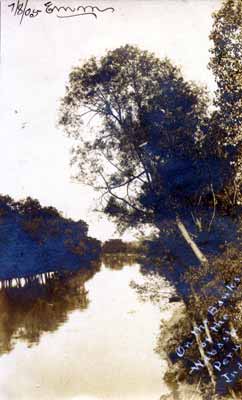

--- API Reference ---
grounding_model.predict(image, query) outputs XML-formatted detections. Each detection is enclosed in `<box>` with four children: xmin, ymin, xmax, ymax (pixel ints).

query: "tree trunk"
<box><xmin>176</xmin><ymin>216</ymin><xmax>208</xmax><ymax>264</ymax></box>
<box><xmin>203</xmin><ymin>318</ymin><xmax>213</xmax><ymax>344</ymax></box>
<box><xmin>192</xmin><ymin>320</ymin><xmax>216</xmax><ymax>390</ymax></box>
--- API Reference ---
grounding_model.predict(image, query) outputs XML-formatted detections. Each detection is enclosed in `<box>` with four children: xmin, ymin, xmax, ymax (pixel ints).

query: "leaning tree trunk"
<box><xmin>175</xmin><ymin>216</ymin><xmax>208</xmax><ymax>264</ymax></box>
<box><xmin>192</xmin><ymin>319</ymin><xmax>216</xmax><ymax>389</ymax></box>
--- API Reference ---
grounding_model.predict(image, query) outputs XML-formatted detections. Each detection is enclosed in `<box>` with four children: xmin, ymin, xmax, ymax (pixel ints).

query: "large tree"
<box><xmin>209</xmin><ymin>0</ymin><xmax>242</xmax><ymax>206</ymax></box>
<box><xmin>59</xmin><ymin>45</ymin><xmax>227</xmax><ymax>263</ymax></box>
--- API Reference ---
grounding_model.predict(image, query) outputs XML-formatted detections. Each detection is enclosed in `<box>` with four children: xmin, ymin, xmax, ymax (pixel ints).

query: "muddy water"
<box><xmin>0</xmin><ymin>261</ymin><xmax>174</xmax><ymax>400</ymax></box>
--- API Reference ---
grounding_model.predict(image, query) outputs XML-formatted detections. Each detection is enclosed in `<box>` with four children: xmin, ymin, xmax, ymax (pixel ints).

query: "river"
<box><xmin>0</xmin><ymin>257</ymin><xmax>176</xmax><ymax>400</ymax></box>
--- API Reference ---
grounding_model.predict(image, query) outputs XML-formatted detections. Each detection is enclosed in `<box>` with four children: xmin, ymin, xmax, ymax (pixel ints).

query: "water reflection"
<box><xmin>0</xmin><ymin>261</ymin><xmax>101</xmax><ymax>355</ymax></box>
<box><xmin>102</xmin><ymin>253</ymin><xmax>139</xmax><ymax>270</ymax></box>
<box><xmin>0</xmin><ymin>257</ymin><xmax>166</xmax><ymax>400</ymax></box>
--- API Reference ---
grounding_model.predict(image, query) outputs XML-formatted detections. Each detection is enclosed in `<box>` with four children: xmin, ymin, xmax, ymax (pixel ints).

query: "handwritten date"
<box><xmin>8</xmin><ymin>0</ymin><xmax>41</xmax><ymax>23</ymax></box>
<box><xmin>8</xmin><ymin>0</ymin><xmax>115</xmax><ymax>24</ymax></box>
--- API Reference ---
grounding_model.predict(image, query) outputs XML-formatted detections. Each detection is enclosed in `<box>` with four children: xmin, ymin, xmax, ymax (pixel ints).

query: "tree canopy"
<box><xmin>0</xmin><ymin>195</ymin><xmax>101</xmax><ymax>279</ymax></box>
<box><xmin>59</xmin><ymin>45</ymin><xmax>228</xmax><ymax>235</ymax></box>
<box><xmin>209</xmin><ymin>0</ymin><xmax>242</xmax><ymax>205</ymax></box>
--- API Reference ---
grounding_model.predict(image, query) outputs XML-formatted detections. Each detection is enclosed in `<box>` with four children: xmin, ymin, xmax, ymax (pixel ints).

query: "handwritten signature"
<box><xmin>8</xmin><ymin>0</ymin><xmax>115</xmax><ymax>24</ymax></box>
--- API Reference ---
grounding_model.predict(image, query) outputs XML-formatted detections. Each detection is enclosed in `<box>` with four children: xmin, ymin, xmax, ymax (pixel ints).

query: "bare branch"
<box><xmin>97</xmin><ymin>88</ymin><xmax>122</xmax><ymax>125</ymax></box>
<box><xmin>208</xmin><ymin>183</ymin><xmax>217</xmax><ymax>232</ymax></box>
<box><xmin>100</xmin><ymin>149</ymin><xmax>147</xmax><ymax>184</ymax></box>
<box><xmin>109</xmin><ymin>172</ymin><xmax>146</xmax><ymax>190</ymax></box>
<box><xmin>98</xmin><ymin>171</ymin><xmax>146</xmax><ymax>214</ymax></box>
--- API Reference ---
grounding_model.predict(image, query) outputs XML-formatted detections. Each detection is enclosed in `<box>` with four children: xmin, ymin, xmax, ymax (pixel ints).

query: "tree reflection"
<box><xmin>0</xmin><ymin>260</ymin><xmax>101</xmax><ymax>356</ymax></box>
<box><xmin>102</xmin><ymin>253</ymin><xmax>139</xmax><ymax>270</ymax></box>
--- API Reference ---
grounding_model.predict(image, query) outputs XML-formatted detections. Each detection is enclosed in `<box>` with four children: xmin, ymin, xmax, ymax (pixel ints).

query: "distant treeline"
<box><xmin>102</xmin><ymin>238</ymin><xmax>143</xmax><ymax>254</ymax></box>
<box><xmin>0</xmin><ymin>195</ymin><xmax>101</xmax><ymax>280</ymax></box>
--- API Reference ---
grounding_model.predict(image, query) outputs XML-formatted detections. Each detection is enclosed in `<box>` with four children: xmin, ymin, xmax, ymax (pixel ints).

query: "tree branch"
<box><xmin>96</xmin><ymin>88</ymin><xmax>122</xmax><ymax>125</ymax></box>
<box><xmin>100</xmin><ymin>149</ymin><xmax>146</xmax><ymax>184</ymax></box>
<box><xmin>98</xmin><ymin>171</ymin><xmax>146</xmax><ymax>215</ymax></box>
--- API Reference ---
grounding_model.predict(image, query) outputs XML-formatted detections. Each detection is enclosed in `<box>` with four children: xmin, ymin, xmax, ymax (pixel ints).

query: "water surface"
<box><xmin>0</xmin><ymin>260</ymin><xmax>173</xmax><ymax>400</ymax></box>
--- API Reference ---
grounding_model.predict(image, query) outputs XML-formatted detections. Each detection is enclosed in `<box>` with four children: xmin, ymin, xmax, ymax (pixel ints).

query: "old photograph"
<box><xmin>1</xmin><ymin>1</ymin><xmax>242</xmax><ymax>399</ymax></box>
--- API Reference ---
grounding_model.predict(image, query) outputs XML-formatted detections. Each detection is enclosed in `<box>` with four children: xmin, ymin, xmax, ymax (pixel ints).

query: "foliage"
<box><xmin>102</xmin><ymin>239</ymin><xmax>128</xmax><ymax>253</ymax></box>
<box><xmin>0</xmin><ymin>195</ymin><xmax>101</xmax><ymax>279</ymax></box>
<box><xmin>59</xmin><ymin>45</ymin><xmax>228</xmax><ymax>233</ymax></box>
<box><xmin>154</xmin><ymin>233</ymin><xmax>242</xmax><ymax>399</ymax></box>
<box><xmin>102</xmin><ymin>238</ymin><xmax>142</xmax><ymax>254</ymax></box>
<box><xmin>209</xmin><ymin>0</ymin><xmax>242</xmax><ymax>206</ymax></box>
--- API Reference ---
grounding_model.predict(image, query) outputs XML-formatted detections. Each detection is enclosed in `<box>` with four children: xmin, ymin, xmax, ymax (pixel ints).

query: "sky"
<box><xmin>1</xmin><ymin>0</ymin><xmax>222</xmax><ymax>241</ymax></box>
